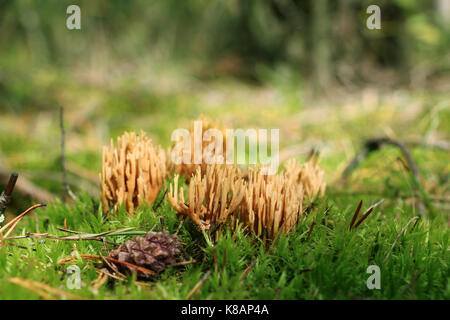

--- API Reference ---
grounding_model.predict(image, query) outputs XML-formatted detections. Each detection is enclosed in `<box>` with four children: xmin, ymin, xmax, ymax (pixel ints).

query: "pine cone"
<box><xmin>108</xmin><ymin>230</ymin><xmax>183</xmax><ymax>278</ymax></box>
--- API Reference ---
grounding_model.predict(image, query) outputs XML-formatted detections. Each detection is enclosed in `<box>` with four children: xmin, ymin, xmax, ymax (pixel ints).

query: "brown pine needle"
<box><xmin>186</xmin><ymin>270</ymin><xmax>212</xmax><ymax>300</ymax></box>
<box><xmin>91</xmin><ymin>271</ymin><xmax>108</xmax><ymax>290</ymax></box>
<box><xmin>0</xmin><ymin>203</ymin><xmax>46</xmax><ymax>240</ymax></box>
<box><xmin>103</xmin><ymin>256</ymin><xmax>156</xmax><ymax>276</ymax></box>
<box><xmin>10</xmin><ymin>278</ymin><xmax>53</xmax><ymax>300</ymax></box>
<box><xmin>352</xmin><ymin>199</ymin><xmax>384</xmax><ymax>230</ymax></box>
<box><xmin>241</xmin><ymin>260</ymin><xmax>257</xmax><ymax>280</ymax></box>
<box><xmin>98</xmin><ymin>250</ymin><xmax>127</xmax><ymax>278</ymax></box>
<box><xmin>96</xmin><ymin>268</ymin><xmax>126</xmax><ymax>281</ymax></box>
<box><xmin>9</xmin><ymin>277</ymin><xmax>84</xmax><ymax>300</ymax></box>
<box><xmin>0</xmin><ymin>203</ymin><xmax>46</xmax><ymax>234</ymax></box>
<box><xmin>306</xmin><ymin>221</ymin><xmax>315</xmax><ymax>240</ymax></box>
<box><xmin>55</xmin><ymin>227</ymin><xmax>135</xmax><ymax>240</ymax></box>
<box><xmin>54</xmin><ymin>228</ymin><xmax>120</xmax><ymax>246</ymax></box>
<box><xmin>168</xmin><ymin>260</ymin><xmax>197</xmax><ymax>268</ymax></box>
<box><xmin>96</xmin><ymin>268</ymin><xmax>151</xmax><ymax>287</ymax></box>
<box><xmin>58</xmin><ymin>253</ymin><xmax>156</xmax><ymax>276</ymax></box>
<box><xmin>4</xmin><ymin>231</ymin><xmax>120</xmax><ymax>247</ymax></box>
<box><xmin>4</xmin><ymin>232</ymin><xmax>49</xmax><ymax>240</ymax></box>
<box><xmin>175</xmin><ymin>216</ymin><xmax>186</xmax><ymax>236</ymax></box>
<box><xmin>352</xmin><ymin>208</ymin><xmax>374</xmax><ymax>229</ymax></box>
<box><xmin>212</xmin><ymin>249</ymin><xmax>219</xmax><ymax>268</ymax></box>
<box><xmin>349</xmin><ymin>200</ymin><xmax>363</xmax><ymax>230</ymax></box>
<box><xmin>58</xmin><ymin>254</ymin><xmax>103</xmax><ymax>265</ymax></box>
<box><xmin>56</xmin><ymin>227</ymin><xmax>86</xmax><ymax>234</ymax></box>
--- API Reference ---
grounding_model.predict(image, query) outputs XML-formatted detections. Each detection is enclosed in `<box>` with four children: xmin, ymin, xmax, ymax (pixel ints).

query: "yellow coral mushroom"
<box><xmin>284</xmin><ymin>157</ymin><xmax>326</xmax><ymax>200</ymax></box>
<box><xmin>168</xmin><ymin>116</ymin><xmax>227</xmax><ymax>179</ymax></box>
<box><xmin>242</xmin><ymin>167</ymin><xmax>303</xmax><ymax>240</ymax></box>
<box><xmin>101</xmin><ymin>131</ymin><xmax>166</xmax><ymax>215</ymax></box>
<box><xmin>168</xmin><ymin>164</ymin><xmax>245</xmax><ymax>231</ymax></box>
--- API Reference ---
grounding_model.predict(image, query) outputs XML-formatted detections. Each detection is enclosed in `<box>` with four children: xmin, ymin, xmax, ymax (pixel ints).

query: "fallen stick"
<box><xmin>341</xmin><ymin>137</ymin><xmax>437</xmax><ymax>217</ymax></box>
<box><xmin>342</xmin><ymin>137</ymin><xmax>420</xmax><ymax>183</ymax></box>
<box><xmin>0</xmin><ymin>173</ymin><xmax>18</xmax><ymax>216</ymax></box>
<box><xmin>0</xmin><ymin>167</ymin><xmax>53</xmax><ymax>203</ymax></box>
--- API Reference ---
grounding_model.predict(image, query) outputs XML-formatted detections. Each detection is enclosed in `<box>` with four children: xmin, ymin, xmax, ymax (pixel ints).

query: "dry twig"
<box><xmin>341</xmin><ymin>137</ymin><xmax>437</xmax><ymax>217</ymax></box>
<box><xmin>0</xmin><ymin>167</ymin><xmax>53</xmax><ymax>203</ymax></box>
<box><xmin>0</xmin><ymin>173</ymin><xmax>18</xmax><ymax>216</ymax></box>
<box><xmin>186</xmin><ymin>270</ymin><xmax>212</xmax><ymax>299</ymax></box>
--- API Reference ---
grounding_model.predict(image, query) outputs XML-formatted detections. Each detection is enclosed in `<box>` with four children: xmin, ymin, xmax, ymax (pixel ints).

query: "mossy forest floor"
<box><xmin>0</xmin><ymin>72</ymin><xmax>449</xmax><ymax>299</ymax></box>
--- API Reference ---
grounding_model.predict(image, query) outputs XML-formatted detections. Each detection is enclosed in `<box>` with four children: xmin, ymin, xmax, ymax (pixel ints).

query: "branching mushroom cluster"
<box><xmin>100</xmin><ymin>126</ymin><xmax>326</xmax><ymax>242</ymax></box>
<box><xmin>168</xmin><ymin>116</ymin><xmax>227</xmax><ymax>179</ymax></box>
<box><xmin>168</xmin><ymin>160</ymin><xmax>326</xmax><ymax>241</ymax></box>
<box><xmin>241</xmin><ymin>167</ymin><xmax>303</xmax><ymax>240</ymax></box>
<box><xmin>284</xmin><ymin>158</ymin><xmax>326</xmax><ymax>200</ymax></box>
<box><xmin>168</xmin><ymin>164</ymin><xmax>245</xmax><ymax>231</ymax></box>
<box><xmin>101</xmin><ymin>131</ymin><xmax>167</xmax><ymax>214</ymax></box>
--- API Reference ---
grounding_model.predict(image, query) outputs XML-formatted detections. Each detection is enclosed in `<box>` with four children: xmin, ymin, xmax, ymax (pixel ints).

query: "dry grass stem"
<box><xmin>186</xmin><ymin>270</ymin><xmax>212</xmax><ymax>299</ymax></box>
<box><xmin>9</xmin><ymin>277</ymin><xmax>84</xmax><ymax>300</ymax></box>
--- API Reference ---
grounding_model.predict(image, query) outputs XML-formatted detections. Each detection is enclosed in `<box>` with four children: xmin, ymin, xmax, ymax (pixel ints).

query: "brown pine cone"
<box><xmin>108</xmin><ymin>230</ymin><xmax>183</xmax><ymax>277</ymax></box>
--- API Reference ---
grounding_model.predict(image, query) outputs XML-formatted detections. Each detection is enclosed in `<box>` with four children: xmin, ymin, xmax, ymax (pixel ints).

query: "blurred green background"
<box><xmin>0</xmin><ymin>0</ymin><xmax>449</xmax><ymax>209</ymax></box>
